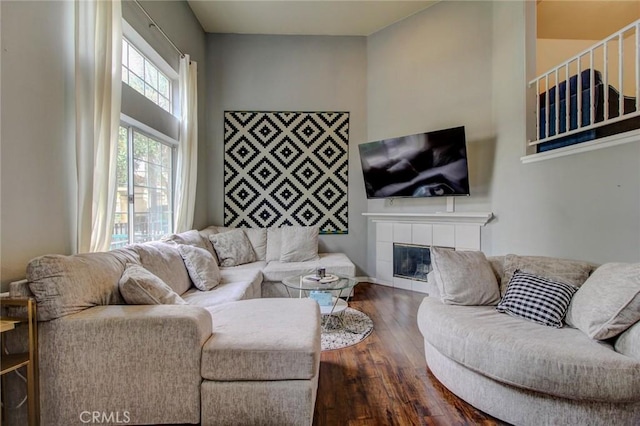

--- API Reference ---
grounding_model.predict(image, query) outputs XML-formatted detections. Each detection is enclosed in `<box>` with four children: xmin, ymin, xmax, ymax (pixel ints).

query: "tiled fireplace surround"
<box><xmin>366</xmin><ymin>212</ymin><xmax>493</xmax><ymax>293</ymax></box>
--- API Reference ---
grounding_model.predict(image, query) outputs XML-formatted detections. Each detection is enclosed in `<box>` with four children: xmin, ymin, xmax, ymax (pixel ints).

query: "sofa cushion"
<box><xmin>280</xmin><ymin>226</ymin><xmax>320</xmax><ymax>262</ymax></box>
<box><xmin>501</xmin><ymin>254</ymin><xmax>594</xmax><ymax>296</ymax></box>
<box><xmin>119</xmin><ymin>264</ymin><xmax>187</xmax><ymax>305</ymax></box>
<box><xmin>262</xmin><ymin>253</ymin><xmax>356</xmax><ymax>282</ymax></box>
<box><xmin>181</xmin><ymin>263</ymin><xmax>264</xmax><ymax>307</ymax></box>
<box><xmin>266</xmin><ymin>227</ymin><xmax>283</xmax><ymax>262</ymax></box>
<box><xmin>566</xmin><ymin>262</ymin><xmax>640</xmax><ymax>340</ymax></box>
<box><xmin>125</xmin><ymin>242</ymin><xmax>192</xmax><ymax>296</ymax></box>
<box><xmin>244</xmin><ymin>228</ymin><xmax>267</xmax><ymax>261</ymax></box>
<box><xmin>201</xmin><ymin>298</ymin><xmax>321</xmax><ymax>381</ymax></box>
<box><xmin>209</xmin><ymin>229</ymin><xmax>256</xmax><ymax>267</ymax></box>
<box><xmin>418</xmin><ymin>297</ymin><xmax>640</xmax><ymax>401</ymax></box>
<box><xmin>615</xmin><ymin>321</ymin><xmax>640</xmax><ymax>361</ymax></box>
<box><xmin>431</xmin><ymin>248</ymin><xmax>500</xmax><ymax>306</ymax></box>
<box><xmin>162</xmin><ymin>229</ymin><xmax>216</xmax><ymax>258</ymax></box>
<box><xmin>26</xmin><ymin>249</ymin><xmax>137</xmax><ymax>321</ymax></box>
<box><xmin>497</xmin><ymin>270</ymin><xmax>577</xmax><ymax>328</ymax></box>
<box><xmin>177</xmin><ymin>244</ymin><xmax>221</xmax><ymax>291</ymax></box>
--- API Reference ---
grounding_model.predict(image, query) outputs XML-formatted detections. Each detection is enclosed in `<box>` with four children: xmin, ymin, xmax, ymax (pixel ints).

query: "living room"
<box><xmin>3</xmin><ymin>0</ymin><xmax>640</xmax><ymax>287</ymax></box>
<box><xmin>1</xmin><ymin>0</ymin><xmax>639</xmax><ymax>425</ymax></box>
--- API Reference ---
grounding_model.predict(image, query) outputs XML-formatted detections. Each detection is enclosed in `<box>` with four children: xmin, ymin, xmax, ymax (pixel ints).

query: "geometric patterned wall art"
<box><xmin>224</xmin><ymin>111</ymin><xmax>349</xmax><ymax>234</ymax></box>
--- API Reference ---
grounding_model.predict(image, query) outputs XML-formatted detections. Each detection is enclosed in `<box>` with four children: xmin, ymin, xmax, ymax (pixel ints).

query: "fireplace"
<box><xmin>393</xmin><ymin>244</ymin><xmax>432</xmax><ymax>282</ymax></box>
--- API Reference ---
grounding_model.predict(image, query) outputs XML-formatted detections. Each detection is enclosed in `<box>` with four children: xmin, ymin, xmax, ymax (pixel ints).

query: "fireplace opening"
<box><xmin>393</xmin><ymin>243</ymin><xmax>433</xmax><ymax>282</ymax></box>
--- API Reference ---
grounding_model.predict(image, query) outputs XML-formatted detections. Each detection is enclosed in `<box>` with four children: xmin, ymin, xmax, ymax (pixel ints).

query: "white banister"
<box><xmin>636</xmin><ymin>23</ymin><xmax>639</xmax><ymax>113</ymax></box>
<box><xmin>529</xmin><ymin>18</ymin><xmax>640</xmax><ymax>147</ymax></box>
<box><xmin>604</xmin><ymin>41</ymin><xmax>609</xmax><ymax>120</ymax></box>
<box><xmin>619</xmin><ymin>32</ymin><xmax>624</xmax><ymax>116</ymax></box>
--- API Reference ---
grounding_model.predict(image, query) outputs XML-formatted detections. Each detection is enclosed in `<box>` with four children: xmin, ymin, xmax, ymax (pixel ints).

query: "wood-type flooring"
<box><xmin>313</xmin><ymin>282</ymin><xmax>507</xmax><ymax>426</ymax></box>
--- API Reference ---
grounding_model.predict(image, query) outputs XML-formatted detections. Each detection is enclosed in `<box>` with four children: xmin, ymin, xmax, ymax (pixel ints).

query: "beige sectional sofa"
<box><xmin>417</xmin><ymin>251</ymin><xmax>640</xmax><ymax>426</ymax></box>
<box><xmin>8</xmin><ymin>225</ymin><xmax>356</xmax><ymax>426</ymax></box>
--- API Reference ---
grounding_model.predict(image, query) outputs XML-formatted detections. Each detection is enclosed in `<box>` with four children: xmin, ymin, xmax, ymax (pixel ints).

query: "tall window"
<box><xmin>112</xmin><ymin>125</ymin><xmax>174</xmax><ymax>250</ymax></box>
<box><xmin>122</xmin><ymin>38</ymin><xmax>173</xmax><ymax>113</ymax></box>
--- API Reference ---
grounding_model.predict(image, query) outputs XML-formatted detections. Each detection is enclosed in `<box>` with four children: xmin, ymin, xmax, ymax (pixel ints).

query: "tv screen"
<box><xmin>358</xmin><ymin>126</ymin><xmax>470</xmax><ymax>199</ymax></box>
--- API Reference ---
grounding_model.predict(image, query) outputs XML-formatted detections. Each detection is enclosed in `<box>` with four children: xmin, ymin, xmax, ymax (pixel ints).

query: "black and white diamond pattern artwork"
<box><xmin>224</xmin><ymin>111</ymin><xmax>349</xmax><ymax>234</ymax></box>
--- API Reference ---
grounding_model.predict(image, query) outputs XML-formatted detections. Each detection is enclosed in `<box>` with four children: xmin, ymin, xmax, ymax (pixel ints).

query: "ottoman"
<box><xmin>200</xmin><ymin>298</ymin><xmax>321</xmax><ymax>426</ymax></box>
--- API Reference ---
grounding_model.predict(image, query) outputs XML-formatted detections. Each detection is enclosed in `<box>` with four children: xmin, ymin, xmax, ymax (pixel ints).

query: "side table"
<box><xmin>0</xmin><ymin>297</ymin><xmax>39</xmax><ymax>426</ymax></box>
<box><xmin>281</xmin><ymin>273</ymin><xmax>359</xmax><ymax>332</ymax></box>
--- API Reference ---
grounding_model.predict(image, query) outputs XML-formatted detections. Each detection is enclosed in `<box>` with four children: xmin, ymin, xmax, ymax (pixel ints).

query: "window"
<box><xmin>111</xmin><ymin>125</ymin><xmax>174</xmax><ymax>250</ymax></box>
<box><xmin>122</xmin><ymin>38</ymin><xmax>173</xmax><ymax>113</ymax></box>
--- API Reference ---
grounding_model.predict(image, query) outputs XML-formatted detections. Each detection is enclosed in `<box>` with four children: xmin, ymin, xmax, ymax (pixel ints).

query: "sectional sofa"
<box><xmin>7</xmin><ymin>225</ymin><xmax>355</xmax><ymax>426</ymax></box>
<box><xmin>417</xmin><ymin>249</ymin><xmax>640</xmax><ymax>425</ymax></box>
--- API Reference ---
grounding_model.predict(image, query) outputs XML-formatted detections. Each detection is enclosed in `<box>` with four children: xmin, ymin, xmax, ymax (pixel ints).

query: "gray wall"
<box><xmin>365</xmin><ymin>0</ymin><xmax>640</xmax><ymax>274</ymax></box>
<box><xmin>365</xmin><ymin>1</ymin><xmax>496</xmax><ymax>274</ymax></box>
<box><xmin>1</xmin><ymin>0</ymin><xmax>75</xmax><ymax>291</ymax></box>
<box><xmin>0</xmin><ymin>0</ymin><xmax>207</xmax><ymax>291</ymax></box>
<box><xmin>490</xmin><ymin>1</ymin><xmax>640</xmax><ymax>263</ymax></box>
<box><xmin>205</xmin><ymin>34</ymin><xmax>368</xmax><ymax>274</ymax></box>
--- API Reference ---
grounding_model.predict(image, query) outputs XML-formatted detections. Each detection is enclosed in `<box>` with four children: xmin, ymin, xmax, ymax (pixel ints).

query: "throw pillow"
<box><xmin>176</xmin><ymin>244</ymin><xmax>221</xmax><ymax>291</ymax></box>
<box><xmin>565</xmin><ymin>262</ymin><xmax>640</xmax><ymax>340</ymax></box>
<box><xmin>430</xmin><ymin>248</ymin><xmax>501</xmax><ymax>306</ymax></box>
<box><xmin>119</xmin><ymin>264</ymin><xmax>187</xmax><ymax>305</ymax></box>
<box><xmin>244</xmin><ymin>228</ymin><xmax>267</xmax><ymax>261</ymax></box>
<box><xmin>501</xmin><ymin>254</ymin><xmax>593</xmax><ymax>296</ymax></box>
<box><xmin>265</xmin><ymin>227</ymin><xmax>283</xmax><ymax>262</ymax></box>
<box><xmin>162</xmin><ymin>229</ymin><xmax>213</xmax><ymax>254</ymax></box>
<box><xmin>208</xmin><ymin>229</ymin><xmax>256</xmax><ymax>267</ymax></box>
<box><xmin>280</xmin><ymin>226</ymin><xmax>320</xmax><ymax>263</ymax></box>
<box><xmin>496</xmin><ymin>270</ymin><xmax>578</xmax><ymax>328</ymax></box>
<box><xmin>27</xmin><ymin>250</ymin><xmax>137</xmax><ymax>321</ymax></box>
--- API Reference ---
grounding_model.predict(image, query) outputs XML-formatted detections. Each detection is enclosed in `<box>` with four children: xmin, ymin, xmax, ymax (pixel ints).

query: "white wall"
<box><xmin>0</xmin><ymin>1</ymin><xmax>207</xmax><ymax>291</ymax></box>
<box><xmin>206</xmin><ymin>34</ymin><xmax>368</xmax><ymax>274</ymax></box>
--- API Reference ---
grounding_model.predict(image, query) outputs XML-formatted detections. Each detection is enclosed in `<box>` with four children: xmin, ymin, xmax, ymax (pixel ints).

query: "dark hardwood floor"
<box><xmin>313</xmin><ymin>282</ymin><xmax>506</xmax><ymax>426</ymax></box>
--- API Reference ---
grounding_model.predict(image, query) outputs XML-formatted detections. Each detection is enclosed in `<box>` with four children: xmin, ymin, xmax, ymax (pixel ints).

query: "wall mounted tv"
<box><xmin>358</xmin><ymin>126</ymin><xmax>470</xmax><ymax>199</ymax></box>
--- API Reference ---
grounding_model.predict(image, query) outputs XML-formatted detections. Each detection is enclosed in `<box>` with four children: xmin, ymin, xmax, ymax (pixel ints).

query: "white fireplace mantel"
<box><xmin>362</xmin><ymin>211</ymin><xmax>493</xmax><ymax>226</ymax></box>
<box><xmin>369</xmin><ymin>211</ymin><xmax>493</xmax><ymax>294</ymax></box>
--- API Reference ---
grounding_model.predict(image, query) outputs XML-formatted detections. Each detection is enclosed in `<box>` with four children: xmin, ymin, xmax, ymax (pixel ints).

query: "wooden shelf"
<box><xmin>1</xmin><ymin>297</ymin><xmax>39</xmax><ymax>425</ymax></box>
<box><xmin>1</xmin><ymin>353</ymin><xmax>30</xmax><ymax>375</ymax></box>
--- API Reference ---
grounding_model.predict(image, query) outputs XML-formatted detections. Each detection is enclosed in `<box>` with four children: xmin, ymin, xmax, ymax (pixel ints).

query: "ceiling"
<box><xmin>187</xmin><ymin>1</ymin><xmax>439</xmax><ymax>36</ymax></box>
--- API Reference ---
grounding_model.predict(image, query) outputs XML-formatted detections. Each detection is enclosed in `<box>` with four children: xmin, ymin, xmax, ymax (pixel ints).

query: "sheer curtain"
<box><xmin>174</xmin><ymin>55</ymin><xmax>198</xmax><ymax>232</ymax></box>
<box><xmin>75</xmin><ymin>0</ymin><xmax>122</xmax><ymax>253</ymax></box>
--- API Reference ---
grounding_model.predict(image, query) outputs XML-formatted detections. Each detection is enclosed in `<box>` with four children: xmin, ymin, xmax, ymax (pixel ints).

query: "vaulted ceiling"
<box><xmin>187</xmin><ymin>1</ymin><xmax>438</xmax><ymax>36</ymax></box>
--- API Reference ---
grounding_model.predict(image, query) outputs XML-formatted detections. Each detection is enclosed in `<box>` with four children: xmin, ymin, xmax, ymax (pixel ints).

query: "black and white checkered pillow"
<box><xmin>496</xmin><ymin>270</ymin><xmax>578</xmax><ymax>328</ymax></box>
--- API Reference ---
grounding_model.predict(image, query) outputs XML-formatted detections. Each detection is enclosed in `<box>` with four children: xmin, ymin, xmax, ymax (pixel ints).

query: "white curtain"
<box><xmin>174</xmin><ymin>55</ymin><xmax>198</xmax><ymax>232</ymax></box>
<box><xmin>75</xmin><ymin>0</ymin><xmax>122</xmax><ymax>253</ymax></box>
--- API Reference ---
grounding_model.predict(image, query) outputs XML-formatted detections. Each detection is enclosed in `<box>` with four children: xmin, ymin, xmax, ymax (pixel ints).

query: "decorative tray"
<box><xmin>302</xmin><ymin>274</ymin><xmax>339</xmax><ymax>284</ymax></box>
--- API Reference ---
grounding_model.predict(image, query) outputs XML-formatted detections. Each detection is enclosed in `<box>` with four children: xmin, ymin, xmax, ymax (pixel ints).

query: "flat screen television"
<box><xmin>358</xmin><ymin>126</ymin><xmax>470</xmax><ymax>199</ymax></box>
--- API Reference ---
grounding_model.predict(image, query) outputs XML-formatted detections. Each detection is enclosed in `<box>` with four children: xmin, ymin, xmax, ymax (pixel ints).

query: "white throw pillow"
<box><xmin>280</xmin><ymin>226</ymin><xmax>320</xmax><ymax>263</ymax></box>
<box><xmin>119</xmin><ymin>264</ymin><xmax>187</xmax><ymax>305</ymax></box>
<box><xmin>266</xmin><ymin>227</ymin><xmax>282</xmax><ymax>262</ymax></box>
<box><xmin>243</xmin><ymin>228</ymin><xmax>267</xmax><ymax>261</ymax></box>
<box><xmin>565</xmin><ymin>262</ymin><xmax>640</xmax><ymax>340</ymax></box>
<box><xmin>431</xmin><ymin>247</ymin><xmax>501</xmax><ymax>306</ymax></box>
<box><xmin>176</xmin><ymin>244</ymin><xmax>221</xmax><ymax>291</ymax></box>
<box><xmin>209</xmin><ymin>229</ymin><xmax>256</xmax><ymax>267</ymax></box>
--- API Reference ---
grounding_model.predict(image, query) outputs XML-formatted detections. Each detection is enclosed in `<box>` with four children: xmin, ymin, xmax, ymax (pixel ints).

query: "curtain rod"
<box><xmin>133</xmin><ymin>0</ymin><xmax>185</xmax><ymax>58</ymax></box>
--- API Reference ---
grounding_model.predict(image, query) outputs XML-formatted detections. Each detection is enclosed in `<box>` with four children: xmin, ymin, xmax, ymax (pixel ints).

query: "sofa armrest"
<box><xmin>38</xmin><ymin>305</ymin><xmax>212</xmax><ymax>425</ymax></box>
<box><xmin>615</xmin><ymin>320</ymin><xmax>640</xmax><ymax>361</ymax></box>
